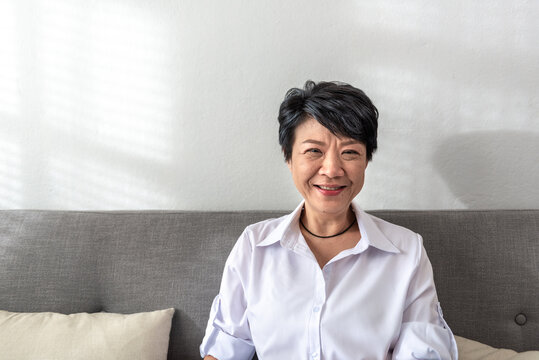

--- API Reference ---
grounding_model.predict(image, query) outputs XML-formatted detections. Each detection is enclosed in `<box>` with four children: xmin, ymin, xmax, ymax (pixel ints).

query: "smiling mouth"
<box><xmin>315</xmin><ymin>185</ymin><xmax>346</xmax><ymax>191</ymax></box>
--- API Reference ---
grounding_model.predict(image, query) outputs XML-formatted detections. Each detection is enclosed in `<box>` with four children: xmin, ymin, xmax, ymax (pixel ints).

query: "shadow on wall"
<box><xmin>432</xmin><ymin>131</ymin><xmax>539</xmax><ymax>209</ymax></box>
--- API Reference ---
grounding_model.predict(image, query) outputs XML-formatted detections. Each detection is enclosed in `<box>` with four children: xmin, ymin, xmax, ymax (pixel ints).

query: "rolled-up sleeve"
<box><xmin>392</xmin><ymin>235</ymin><xmax>458</xmax><ymax>360</ymax></box>
<box><xmin>200</xmin><ymin>232</ymin><xmax>256</xmax><ymax>360</ymax></box>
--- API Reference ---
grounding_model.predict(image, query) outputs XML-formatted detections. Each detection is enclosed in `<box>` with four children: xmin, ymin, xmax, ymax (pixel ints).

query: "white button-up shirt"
<box><xmin>200</xmin><ymin>201</ymin><xmax>458</xmax><ymax>360</ymax></box>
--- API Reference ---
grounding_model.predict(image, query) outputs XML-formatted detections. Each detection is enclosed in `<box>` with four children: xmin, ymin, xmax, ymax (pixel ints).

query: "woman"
<box><xmin>200</xmin><ymin>81</ymin><xmax>457</xmax><ymax>359</ymax></box>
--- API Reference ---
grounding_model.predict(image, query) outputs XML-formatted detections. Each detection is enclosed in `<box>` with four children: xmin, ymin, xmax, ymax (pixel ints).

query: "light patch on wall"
<box><xmin>0</xmin><ymin>1</ymin><xmax>21</xmax><ymax>117</ymax></box>
<box><xmin>362</xmin><ymin>128</ymin><xmax>419</xmax><ymax>209</ymax></box>
<box><xmin>0</xmin><ymin>141</ymin><xmax>22</xmax><ymax>208</ymax></box>
<box><xmin>357</xmin><ymin>1</ymin><xmax>441</xmax><ymax>33</ymax></box>
<box><xmin>38</xmin><ymin>0</ymin><xmax>176</xmax><ymax>163</ymax></box>
<box><xmin>47</xmin><ymin>154</ymin><xmax>170</xmax><ymax>209</ymax></box>
<box><xmin>457</xmin><ymin>2</ymin><xmax>534</xmax><ymax>51</ymax></box>
<box><xmin>456</xmin><ymin>85</ymin><xmax>533</xmax><ymax>130</ymax></box>
<box><xmin>360</xmin><ymin>66</ymin><xmax>427</xmax><ymax>123</ymax></box>
<box><xmin>355</xmin><ymin>66</ymin><xmax>433</xmax><ymax>209</ymax></box>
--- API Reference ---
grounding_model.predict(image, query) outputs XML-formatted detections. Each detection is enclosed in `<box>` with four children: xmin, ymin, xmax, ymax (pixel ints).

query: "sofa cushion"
<box><xmin>456</xmin><ymin>335</ymin><xmax>539</xmax><ymax>360</ymax></box>
<box><xmin>0</xmin><ymin>308</ymin><xmax>174</xmax><ymax>360</ymax></box>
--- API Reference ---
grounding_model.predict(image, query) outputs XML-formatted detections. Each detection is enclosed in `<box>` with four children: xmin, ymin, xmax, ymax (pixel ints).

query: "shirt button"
<box><xmin>311</xmin><ymin>352</ymin><xmax>319</xmax><ymax>359</ymax></box>
<box><xmin>313</xmin><ymin>306</ymin><xmax>320</xmax><ymax>313</ymax></box>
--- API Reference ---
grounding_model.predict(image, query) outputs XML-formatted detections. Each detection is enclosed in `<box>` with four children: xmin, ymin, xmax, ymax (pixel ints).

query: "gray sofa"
<box><xmin>1</xmin><ymin>209</ymin><xmax>538</xmax><ymax>359</ymax></box>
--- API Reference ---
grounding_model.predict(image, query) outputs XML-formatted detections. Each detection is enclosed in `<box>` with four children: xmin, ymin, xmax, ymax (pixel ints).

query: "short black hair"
<box><xmin>278</xmin><ymin>80</ymin><xmax>378</xmax><ymax>162</ymax></box>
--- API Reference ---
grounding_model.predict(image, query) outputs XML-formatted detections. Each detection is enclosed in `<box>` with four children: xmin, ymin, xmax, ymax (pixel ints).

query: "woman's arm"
<box><xmin>199</xmin><ymin>230</ymin><xmax>256</xmax><ymax>360</ymax></box>
<box><xmin>392</xmin><ymin>235</ymin><xmax>457</xmax><ymax>359</ymax></box>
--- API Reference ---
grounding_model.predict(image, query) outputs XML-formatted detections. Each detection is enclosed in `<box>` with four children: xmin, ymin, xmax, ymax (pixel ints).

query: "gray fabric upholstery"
<box><xmin>370</xmin><ymin>210</ymin><xmax>539</xmax><ymax>353</ymax></box>
<box><xmin>1</xmin><ymin>210</ymin><xmax>538</xmax><ymax>359</ymax></box>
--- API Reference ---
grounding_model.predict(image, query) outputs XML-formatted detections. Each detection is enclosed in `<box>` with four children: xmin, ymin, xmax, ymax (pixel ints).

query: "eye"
<box><xmin>304</xmin><ymin>148</ymin><xmax>323</xmax><ymax>158</ymax></box>
<box><xmin>342</xmin><ymin>149</ymin><xmax>361</xmax><ymax>159</ymax></box>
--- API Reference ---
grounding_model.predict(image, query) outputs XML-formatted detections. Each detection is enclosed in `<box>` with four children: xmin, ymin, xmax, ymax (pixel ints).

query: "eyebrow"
<box><xmin>301</xmin><ymin>140</ymin><xmax>325</xmax><ymax>146</ymax></box>
<box><xmin>301</xmin><ymin>139</ymin><xmax>361</xmax><ymax>146</ymax></box>
<box><xmin>341</xmin><ymin>139</ymin><xmax>361</xmax><ymax>146</ymax></box>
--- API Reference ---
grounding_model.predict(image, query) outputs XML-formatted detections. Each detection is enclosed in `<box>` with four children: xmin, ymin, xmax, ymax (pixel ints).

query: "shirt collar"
<box><xmin>257</xmin><ymin>201</ymin><xmax>304</xmax><ymax>247</ymax></box>
<box><xmin>257</xmin><ymin>200</ymin><xmax>400</xmax><ymax>254</ymax></box>
<box><xmin>351</xmin><ymin>201</ymin><xmax>400</xmax><ymax>254</ymax></box>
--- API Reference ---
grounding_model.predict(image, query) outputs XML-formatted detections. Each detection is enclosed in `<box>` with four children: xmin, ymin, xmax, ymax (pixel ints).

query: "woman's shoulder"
<box><xmin>365</xmin><ymin>212</ymin><xmax>417</xmax><ymax>234</ymax></box>
<box><xmin>226</xmin><ymin>214</ymin><xmax>291</xmax><ymax>263</ymax></box>
<box><xmin>360</xmin><ymin>211</ymin><xmax>423</xmax><ymax>249</ymax></box>
<box><xmin>242</xmin><ymin>213</ymin><xmax>291</xmax><ymax>244</ymax></box>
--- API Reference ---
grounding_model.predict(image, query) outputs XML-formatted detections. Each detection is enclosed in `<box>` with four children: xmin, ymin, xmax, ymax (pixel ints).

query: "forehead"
<box><xmin>294</xmin><ymin>117</ymin><xmax>362</xmax><ymax>145</ymax></box>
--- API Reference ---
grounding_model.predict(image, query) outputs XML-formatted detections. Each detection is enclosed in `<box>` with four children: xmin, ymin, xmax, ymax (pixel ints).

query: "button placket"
<box><xmin>323</xmin><ymin>265</ymin><xmax>331</xmax><ymax>281</ymax></box>
<box><xmin>308</xmin><ymin>268</ymin><xmax>326</xmax><ymax>360</ymax></box>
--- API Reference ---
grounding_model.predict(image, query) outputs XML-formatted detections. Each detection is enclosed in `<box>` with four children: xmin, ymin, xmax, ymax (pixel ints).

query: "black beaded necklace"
<box><xmin>299</xmin><ymin>215</ymin><xmax>357</xmax><ymax>239</ymax></box>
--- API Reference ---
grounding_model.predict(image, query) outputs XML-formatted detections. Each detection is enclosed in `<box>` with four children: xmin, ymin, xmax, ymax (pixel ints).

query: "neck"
<box><xmin>301</xmin><ymin>205</ymin><xmax>356</xmax><ymax>238</ymax></box>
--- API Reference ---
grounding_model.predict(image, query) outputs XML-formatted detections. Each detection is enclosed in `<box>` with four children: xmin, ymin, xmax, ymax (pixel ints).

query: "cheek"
<box><xmin>298</xmin><ymin>163</ymin><xmax>319</xmax><ymax>180</ymax></box>
<box><xmin>349</xmin><ymin>163</ymin><xmax>367</xmax><ymax>182</ymax></box>
<box><xmin>290</xmin><ymin>164</ymin><xmax>316</xmax><ymax>189</ymax></box>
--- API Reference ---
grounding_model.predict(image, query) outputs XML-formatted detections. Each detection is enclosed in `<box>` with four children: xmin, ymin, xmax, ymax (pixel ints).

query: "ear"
<box><xmin>286</xmin><ymin>159</ymin><xmax>292</xmax><ymax>172</ymax></box>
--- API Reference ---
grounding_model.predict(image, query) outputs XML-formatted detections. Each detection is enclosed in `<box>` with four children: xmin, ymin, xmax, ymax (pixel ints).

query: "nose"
<box><xmin>319</xmin><ymin>152</ymin><xmax>345</xmax><ymax>178</ymax></box>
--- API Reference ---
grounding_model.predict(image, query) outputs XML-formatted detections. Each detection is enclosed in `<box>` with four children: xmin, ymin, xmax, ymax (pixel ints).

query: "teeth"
<box><xmin>319</xmin><ymin>185</ymin><xmax>341</xmax><ymax>190</ymax></box>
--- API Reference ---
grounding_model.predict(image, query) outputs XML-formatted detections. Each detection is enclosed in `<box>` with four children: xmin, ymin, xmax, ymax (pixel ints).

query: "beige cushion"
<box><xmin>456</xmin><ymin>335</ymin><xmax>539</xmax><ymax>360</ymax></box>
<box><xmin>0</xmin><ymin>308</ymin><xmax>174</xmax><ymax>360</ymax></box>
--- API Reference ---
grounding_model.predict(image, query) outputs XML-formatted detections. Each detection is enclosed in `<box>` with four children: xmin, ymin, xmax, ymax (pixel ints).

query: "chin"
<box><xmin>309</xmin><ymin>201</ymin><xmax>351</xmax><ymax>215</ymax></box>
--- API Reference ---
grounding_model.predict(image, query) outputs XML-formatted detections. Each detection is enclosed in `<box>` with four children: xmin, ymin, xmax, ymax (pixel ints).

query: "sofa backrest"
<box><xmin>372</xmin><ymin>210</ymin><xmax>539</xmax><ymax>353</ymax></box>
<box><xmin>1</xmin><ymin>210</ymin><xmax>538</xmax><ymax>359</ymax></box>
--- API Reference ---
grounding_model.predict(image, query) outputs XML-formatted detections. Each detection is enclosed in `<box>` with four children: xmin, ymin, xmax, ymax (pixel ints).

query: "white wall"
<box><xmin>1</xmin><ymin>0</ymin><xmax>538</xmax><ymax>210</ymax></box>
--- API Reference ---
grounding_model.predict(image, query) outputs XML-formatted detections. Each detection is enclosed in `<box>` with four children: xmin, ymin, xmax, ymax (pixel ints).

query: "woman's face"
<box><xmin>287</xmin><ymin>117</ymin><xmax>368</xmax><ymax>218</ymax></box>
